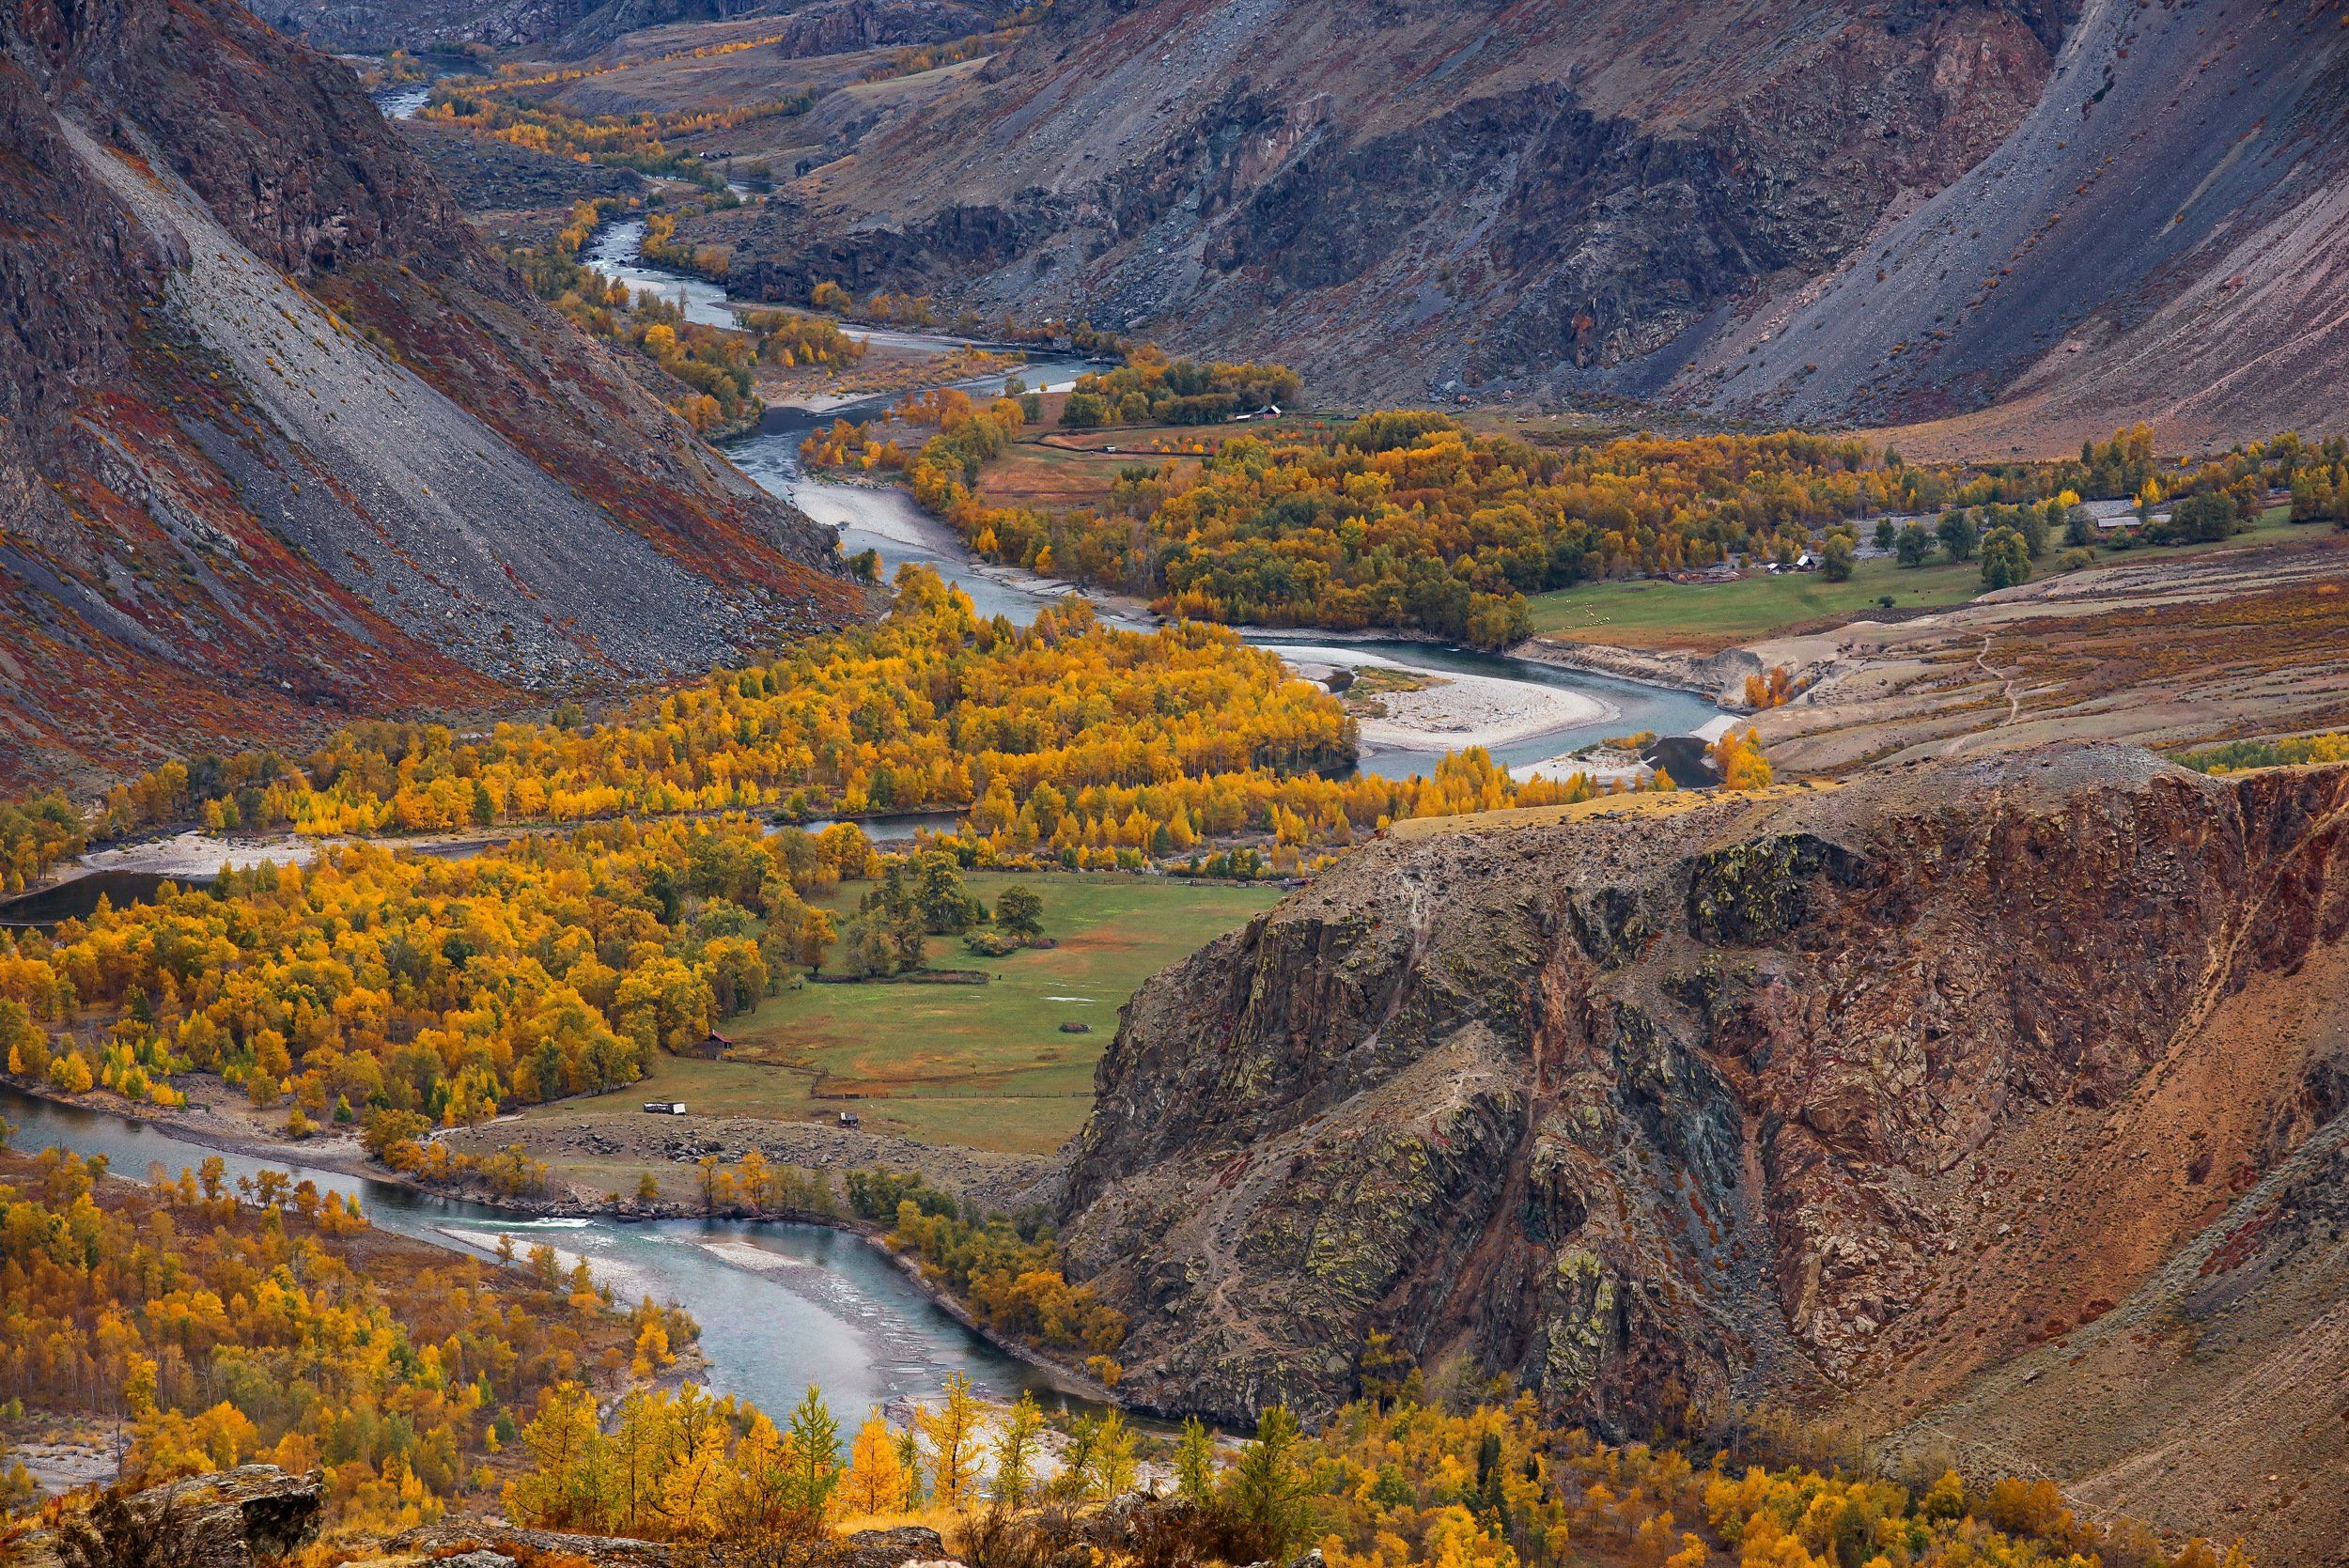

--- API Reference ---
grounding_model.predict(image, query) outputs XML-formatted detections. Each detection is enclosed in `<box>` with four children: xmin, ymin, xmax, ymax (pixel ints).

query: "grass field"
<box><xmin>561</xmin><ymin>873</ymin><xmax>1283</xmax><ymax>1156</ymax></box>
<box><xmin>1527</xmin><ymin>555</ymin><xmax>1984</xmax><ymax>646</ymax></box>
<box><xmin>1527</xmin><ymin>508</ymin><xmax>2314</xmax><ymax>649</ymax></box>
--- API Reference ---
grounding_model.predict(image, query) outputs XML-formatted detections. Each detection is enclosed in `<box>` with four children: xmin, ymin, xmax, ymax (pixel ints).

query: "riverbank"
<box><xmin>597</xmin><ymin>218</ymin><xmax>1728</xmax><ymax>758</ymax></box>
<box><xmin>0</xmin><ymin>1070</ymin><xmax>1113</xmax><ymax>1409</ymax></box>
<box><xmin>1273</xmin><ymin>643</ymin><xmax>1616</xmax><ymax>753</ymax></box>
<box><xmin>1507</xmin><ymin>636</ymin><xmax>1761</xmax><ymax>705</ymax></box>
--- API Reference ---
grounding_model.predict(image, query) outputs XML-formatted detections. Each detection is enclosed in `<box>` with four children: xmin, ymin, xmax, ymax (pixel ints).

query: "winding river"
<box><xmin>583</xmin><ymin>224</ymin><xmax>1718</xmax><ymax>753</ymax></box>
<box><xmin>583</xmin><ymin>222</ymin><xmax>1104</xmax><ymax>627</ymax></box>
<box><xmin>0</xmin><ymin>1082</ymin><xmax>1097</xmax><ymax>1422</ymax></box>
<box><xmin>5</xmin><ymin>195</ymin><xmax>1719</xmax><ymax>1424</ymax></box>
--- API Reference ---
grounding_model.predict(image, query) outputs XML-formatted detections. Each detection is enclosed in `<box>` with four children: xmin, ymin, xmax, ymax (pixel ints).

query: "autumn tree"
<box><xmin>1227</xmin><ymin>1405</ymin><xmax>1314</xmax><ymax>1563</ymax></box>
<box><xmin>1820</xmin><ymin>532</ymin><xmax>1857</xmax><ymax>582</ymax></box>
<box><xmin>783</xmin><ymin>1386</ymin><xmax>843</xmax><ymax>1529</ymax></box>
<box><xmin>1895</xmin><ymin>520</ymin><xmax>1935</xmax><ymax>567</ymax></box>
<box><xmin>1937</xmin><ymin>508</ymin><xmax>1979</xmax><ymax>562</ymax></box>
<box><xmin>920</xmin><ymin>1374</ymin><xmax>985</xmax><ymax>1512</ymax></box>
<box><xmin>990</xmin><ymin>1391</ymin><xmax>1045</xmax><ymax>1508</ymax></box>
<box><xmin>842</xmin><ymin>1414</ymin><xmax>906</xmax><ymax>1515</ymax></box>
<box><xmin>1174</xmin><ymin>1416</ymin><xmax>1217</xmax><ymax>1504</ymax></box>
<box><xmin>1742</xmin><ymin>665</ymin><xmax>1795</xmax><ymax>710</ymax></box>
<box><xmin>1980</xmin><ymin>525</ymin><xmax>2031</xmax><ymax>590</ymax></box>
<box><xmin>993</xmin><ymin>885</ymin><xmax>1045</xmax><ymax>942</ymax></box>
<box><xmin>1709</xmin><ymin>729</ymin><xmax>1774</xmax><ymax>792</ymax></box>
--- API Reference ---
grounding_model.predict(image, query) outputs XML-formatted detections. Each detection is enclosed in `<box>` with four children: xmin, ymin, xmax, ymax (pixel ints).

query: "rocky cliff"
<box><xmin>1060</xmin><ymin>747</ymin><xmax>2349</xmax><ymax>1545</ymax></box>
<box><xmin>0</xmin><ymin>0</ymin><xmax>862</xmax><ymax>793</ymax></box>
<box><xmin>265</xmin><ymin>0</ymin><xmax>1005</xmax><ymax>57</ymax></box>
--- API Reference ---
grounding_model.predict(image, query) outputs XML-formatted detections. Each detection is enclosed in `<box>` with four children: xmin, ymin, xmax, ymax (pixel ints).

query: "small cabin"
<box><xmin>836</xmin><ymin>1110</ymin><xmax>862</xmax><ymax>1128</ymax></box>
<box><xmin>644</xmin><ymin>1101</ymin><xmax>688</xmax><ymax>1116</ymax></box>
<box><xmin>683</xmin><ymin>1029</ymin><xmax>732</xmax><ymax>1061</ymax></box>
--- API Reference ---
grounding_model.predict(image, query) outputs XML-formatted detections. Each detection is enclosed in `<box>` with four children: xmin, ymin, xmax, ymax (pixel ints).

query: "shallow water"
<box><xmin>0</xmin><ymin>1083</ymin><xmax>1098</xmax><ymax>1422</ymax></box>
<box><xmin>373</xmin><ymin>85</ymin><xmax>430</xmax><ymax>120</ymax></box>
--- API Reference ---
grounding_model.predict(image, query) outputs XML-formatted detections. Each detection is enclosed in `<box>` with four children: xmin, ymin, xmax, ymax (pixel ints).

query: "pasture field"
<box><xmin>1526</xmin><ymin>507</ymin><xmax>2308</xmax><ymax>649</ymax></box>
<box><xmin>514</xmin><ymin>872</ymin><xmax>1282</xmax><ymax>1157</ymax></box>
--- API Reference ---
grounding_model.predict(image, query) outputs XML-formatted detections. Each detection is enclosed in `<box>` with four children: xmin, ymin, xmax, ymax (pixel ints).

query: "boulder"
<box><xmin>830</xmin><ymin>1525</ymin><xmax>951</xmax><ymax>1568</ymax></box>
<box><xmin>25</xmin><ymin>1466</ymin><xmax>322</xmax><ymax>1568</ymax></box>
<box><xmin>390</xmin><ymin>1525</ymin><xmax>671</xmax><ymax>1568</ymax></box>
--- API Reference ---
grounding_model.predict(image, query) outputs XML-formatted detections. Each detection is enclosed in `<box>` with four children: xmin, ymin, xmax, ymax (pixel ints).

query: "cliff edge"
<box><xmin>1061</xmin><ymin>746</ymin><xmax>2349</xmax><ymax>1555</ymax></box>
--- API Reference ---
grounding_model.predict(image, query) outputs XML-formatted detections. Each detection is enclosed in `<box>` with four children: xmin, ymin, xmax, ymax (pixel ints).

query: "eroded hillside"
<box><xmin>654</xmin><ymin>0</ymin><xmax>2349</xmax><ymax>448</ymax></box>
<box><xmin>263</xmin><ymin>0</ymin><xmax>1007</xmax><ymax>57</ymax></box>
<box><xmin>0</xmin><ymin>0</ymin><xmax>862</xmax><ymax>792</ymax></box>
<box><xmin>1687</xmin><ymin>0</ymin><xmax>2349</xmax><ymax>454</ymax></box>
<box><xmin>688</xmin><ymin>0</ymin><xmax>2059</xmax><ymax>403</ymax></box>
<box><xmin>1059</xmin><ymin>747</ymin><xmax>2349</xmax><ymax>1559</ymax></box>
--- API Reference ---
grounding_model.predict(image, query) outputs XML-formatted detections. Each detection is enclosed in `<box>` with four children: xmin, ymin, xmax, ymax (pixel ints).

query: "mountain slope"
<box><xmin>669</xmin><ymin>0</ymin><xmax>2349</xmax><ymax>447</ymax></box>
<box><xmin>1683</xmin><ymin>0</ymin><xmax>2349</xmax><ymax>453</ymax></box>
<box><xmin>0</xmin><ymin>0</ymin><xmax>861</xmax><ymax>792</ymax></box>
<box><xmin>260</xmin><ymin>0</ymin><xmax>999</xmax><ymax>56</ymax></box>
<box><xmin>690</xmin><ymin>0</ymin><xmax>2059</xmax><ymax>403</ymax></box>
<box><xmin>1058</xmin><ymin>748</ymin><xmax>2349</xmax><ymax>1559</ymax></box>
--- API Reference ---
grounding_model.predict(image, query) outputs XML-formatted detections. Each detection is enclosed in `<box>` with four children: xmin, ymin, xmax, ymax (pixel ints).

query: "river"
<box><xmin>0</xmin><ymin>1083</ymin><xmax>1096</xmax><ymax>1422</ymax></box>
<box><xmin>583</xmin><ymin>223</ymin><xmax>1720</xmax><ymax>750</ymax></box>
<box><xmin>581</xmin><ymin>221</ymin><xmax>1105</xmax><ymax>626</ymax></box>
<box><xmin>373</xmin><ymin>85</ymin><xmax>431</xmax><ymax>120</ymax></box>
<box><xmin>10</xmin><ymin>215</ymin><xmax>1715</xmax><ymax>1421</ymax></box>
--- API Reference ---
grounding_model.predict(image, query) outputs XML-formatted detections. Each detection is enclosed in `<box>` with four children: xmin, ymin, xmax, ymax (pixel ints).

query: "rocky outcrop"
<box><xmin>398</xmin><ymin>121</ymin><xmax>646</xmax><ymax>211</ymax></box>
<box><xmin>754</xmin><ymin>1</ymin><xmax>998</xmax><ymax>59</ymax></box>
<box><xmin>388</xmin><ymin>1521</ymin><xmax>954</xmax><ymax>1568</ymax></box>
<box><xmin>259</xmin><ymin>0</ymin><xmax>595</xmax><ymax>54</ymax></box>
<box><xmin>0</xmin><ymin>0</ymin><xmax>863</xmax><ymax>793</ymax></box>
<box><xmin>1060</xmin><ymin>747</ymin><xmax>2349</xmax><ymax>1450</ymax></box>
<box><xmin>16</xmin><ymin>1466</ymin><xmax>322</xmax><ymax>1568</ymax></box>
<box><xmin>265</xmin><ymin>0</ymin><xmax>1004</xmax><ymax>56</ymax></box>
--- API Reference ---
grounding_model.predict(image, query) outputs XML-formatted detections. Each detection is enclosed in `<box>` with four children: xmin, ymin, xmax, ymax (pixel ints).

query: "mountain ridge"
<box><xmin>0</xmin><ymin>0</ymin><xmax>863</xmax><ymax>793</ymax></box>
<box><xmin>659</xmin><ymin>0</ymin><xmax>2348</xmax><ymax>449</ymax></box>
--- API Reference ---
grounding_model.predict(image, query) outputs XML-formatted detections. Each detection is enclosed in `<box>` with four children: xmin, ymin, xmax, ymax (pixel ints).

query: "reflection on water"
<box><xmin>0</xmin><ymin>871</ymin><xmax>212</xmax><ymax>928</ymax></box>
<box><xmin>0</xmin><ymin>1084</ymin><xmax>1098</xmax><ymax>1421</ymax></box>
<box><xmin>798</xmin><ymin>810</ymin><xmax>966</xmax><ymax>843</ymax></box>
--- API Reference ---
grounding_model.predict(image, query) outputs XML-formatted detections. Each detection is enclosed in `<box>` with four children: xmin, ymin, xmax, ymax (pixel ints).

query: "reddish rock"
<box><xmin>1061</xmin><ymin>746</ymin><xmax>2349</xmax><ymax>1457</ymax></box>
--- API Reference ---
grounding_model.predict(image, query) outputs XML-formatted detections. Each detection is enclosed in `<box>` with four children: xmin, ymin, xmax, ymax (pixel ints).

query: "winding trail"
<box><xmin>1947</xmin><ymin>634</ymin><xmax>2023</xmax><ymax>755</ymax></box>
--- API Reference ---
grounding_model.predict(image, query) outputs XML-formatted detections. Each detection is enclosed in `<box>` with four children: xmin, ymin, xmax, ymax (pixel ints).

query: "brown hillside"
<box><xmin>1060</xmin><ymin>746</ymin><xmax>2349</xmax><ymax>1561</ymax></box>
<box><xmin>686</xmin><ymin>0</ymin><xmax>2058</xmax><ymax>404</ymax></box>
<box><xmin>0</xmin><ymin>0</ymin><xmax>863</xmax><ymax>793</ymax></box>
<box><xmin>1686</xmin><ymin>0</ymin><xmax>2349</xmax><ymax>455</ymax></box>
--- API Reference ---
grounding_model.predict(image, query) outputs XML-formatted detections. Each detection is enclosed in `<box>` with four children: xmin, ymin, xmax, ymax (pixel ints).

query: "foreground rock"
<box><xmin>16</xmin><ymin>1466</ymin><xmax>321</xmax><ymax>1568</ymax></box>
<box><xmin>390</xmin><ymin>1521</ymin><xmax>956</xmax><ymax>1568</ymax></box>
<box><xmin>1060</xmin><ymin>745</ymin><xmax>2349</xmax><ymax>1555</ymax></box>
